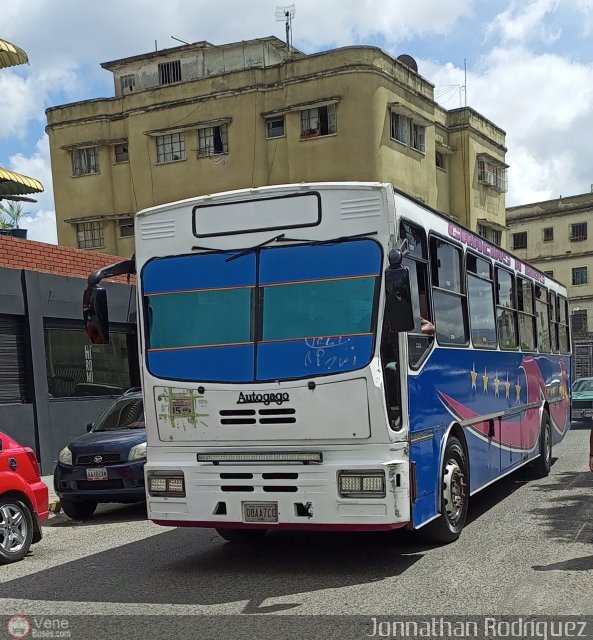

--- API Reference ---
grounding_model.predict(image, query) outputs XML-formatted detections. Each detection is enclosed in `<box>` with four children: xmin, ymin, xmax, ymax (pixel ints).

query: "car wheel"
<box><xmin>0</xmin><ymin>498</ymin><xmax>34</xmax><ymax>564</ymax></box>
<box><xmin>60</xmin><ymin>498</ymin><xmax>97</xmax><ymax>521</ymax></box>
<box><xmin>531</xmin><ymin>411</ymin><xmax>552</xmax><ymax>478</ymax></box>
<box><xmin>216</xmin><ymin>528</ymin><xmax>267</xmax><ymax>543</ymax></box>
<box><xmin>418</xmin><ymin>436</ymin><xmax>469</xmax><ymax>544</ymax></box>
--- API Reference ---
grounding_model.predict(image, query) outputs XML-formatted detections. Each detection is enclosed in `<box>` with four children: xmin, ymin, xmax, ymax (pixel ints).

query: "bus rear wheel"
<box><xmin>216</xmin><ymin>528</ymin><xmax>267</xmax><ymax>543</ymax></box>
<box><xmin>419</xmin><ymin>436</ymin><xmax>469</xmax><ymax>544</ymax></box>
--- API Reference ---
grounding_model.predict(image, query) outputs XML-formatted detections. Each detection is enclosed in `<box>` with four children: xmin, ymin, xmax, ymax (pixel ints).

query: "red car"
<box><xmin>0</xmin><ymin>431</ymin><xmax>48</xmax><ymax>564</ymax></box>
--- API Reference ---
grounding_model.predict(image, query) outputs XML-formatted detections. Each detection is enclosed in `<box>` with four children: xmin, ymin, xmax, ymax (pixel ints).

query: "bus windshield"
<box><xmin>143</xmin><ymin>238</ymin><xmax>381</xmax><ymax>383</ymax></box>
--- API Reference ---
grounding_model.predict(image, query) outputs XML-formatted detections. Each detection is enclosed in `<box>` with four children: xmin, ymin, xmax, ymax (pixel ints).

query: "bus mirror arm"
<box><xmin>84</xmin><ymin>258</ymin><xmax>136</xmax><ymax>345</ymax></box>
<box><xmin>87</xmin><ymin>258</ymin><xmax>136</xmax><ymax>286</ymax></box>
<box><xmin>384</xmin><ymin>265</ymin><xmax>415</xmax><ymax>333</ymax></box>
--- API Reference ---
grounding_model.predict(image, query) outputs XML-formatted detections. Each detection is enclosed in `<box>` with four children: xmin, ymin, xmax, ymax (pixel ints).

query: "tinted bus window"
<box><xmin>467</xmin><ymin>252</ymin><xmax>496</xmax><ymax>349</ymax></box>
<box><xmin>496</xmin><ymin>268</ymin><xmax>518</xmax><ymax>350</ymax></box>
<box><xmin>549</xmin><ymin>292</ymin><xmax>559</xmax><ymax>353</ymax></box>
<box><xmin>559</xmin><ymin>296</ymin><xmax>570</xmax><ymax>354</ymax></box>
<box><xmin>430</xmin><ymin>237</ymin><xmax>468</xmax><ymax>346</ymax></box>
<box><xmin>517</xmin><ymin>277</ymin><xmax>536</xmax><ymax>351</ymax></box>
<box><xmin>535</xmin><ymin>286</ymin><xmax>551</xmax><ymax>353</ymax></box>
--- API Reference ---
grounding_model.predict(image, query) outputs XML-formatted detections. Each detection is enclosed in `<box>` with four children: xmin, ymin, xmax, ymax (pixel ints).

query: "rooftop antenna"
<box><xmin>171</xmin><ymin>36</ymin><xmax>191</xmax><ymax>45</ymax></box>
<box><xmin>275</xmin><ymin>4</ymin><xmax>296</xmax><ymax>52</ymax></box>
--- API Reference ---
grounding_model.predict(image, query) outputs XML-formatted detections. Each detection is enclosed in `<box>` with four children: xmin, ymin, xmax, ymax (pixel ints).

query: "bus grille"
<box><xmin>572</xmin><ymin>400</ymin><xmax>593</xmax><ymax>410</ymax></box>
<box><xmin>219</xmin><ymin>408</ymin><xmax>296</xmax><ymax>426</ymax></box>
<box><xmin>218</xmin><ymin>472</ymin><xmax>299</xmax><ymax>493</ymax></box>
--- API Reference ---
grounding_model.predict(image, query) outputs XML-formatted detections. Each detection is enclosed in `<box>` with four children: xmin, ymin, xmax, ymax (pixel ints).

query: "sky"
<box><xmin>2</xmin><ymin>0</ymin><xmax>593</xmax><ymax>243</ymax></box>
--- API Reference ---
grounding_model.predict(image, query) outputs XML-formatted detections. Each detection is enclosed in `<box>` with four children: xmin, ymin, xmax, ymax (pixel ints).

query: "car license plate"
<box><xmin>242</xmin><ymin>502</ymin><xmax>278</xmax><ymax>523</ymax></box>
<box><xmin>86</xmin><ymin>467</ymin><xmax>108</xmax><ymax>481</ymax></box>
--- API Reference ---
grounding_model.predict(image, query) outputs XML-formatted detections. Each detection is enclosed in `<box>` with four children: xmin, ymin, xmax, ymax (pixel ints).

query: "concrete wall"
<box><xmin>0</xmin><ymin>266</ymin><xmax>137</xmax><ymax>473</ymax></box>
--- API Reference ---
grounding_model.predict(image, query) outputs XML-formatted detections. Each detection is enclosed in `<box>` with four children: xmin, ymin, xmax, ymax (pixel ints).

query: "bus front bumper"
<box><xmin>145</xmin><ymin>455</ymin><xmax>411</xmax><ymax>531</ymax></box>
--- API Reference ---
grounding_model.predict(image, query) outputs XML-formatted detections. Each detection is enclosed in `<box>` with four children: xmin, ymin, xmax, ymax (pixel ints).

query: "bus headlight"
<box><xmin>58</xmin><ymin>447</ymin><xmax>72</xmax><ymax>465</ymax></box>
<box><xmin>148</xmin><ymin>472</ymin><xmax>185</xmax><ymax>497</ymax></box>
<box><xmin>338</xmin><ymin>471</ymin><xmax>385</xmax><ymax>498</ymax></box>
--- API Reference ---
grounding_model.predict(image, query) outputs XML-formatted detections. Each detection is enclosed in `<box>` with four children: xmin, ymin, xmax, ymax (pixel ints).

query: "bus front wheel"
<box><xmin>419</xmin><ymin>436</ymin><xmax>469</xmax><ymax>544</ymax></box>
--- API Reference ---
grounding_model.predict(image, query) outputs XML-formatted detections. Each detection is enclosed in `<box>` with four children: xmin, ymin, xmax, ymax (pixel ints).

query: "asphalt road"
<box><xmin>0</xmin><ymin>424</ymin><xmax>591</xmax><ymax>639</ymax></box>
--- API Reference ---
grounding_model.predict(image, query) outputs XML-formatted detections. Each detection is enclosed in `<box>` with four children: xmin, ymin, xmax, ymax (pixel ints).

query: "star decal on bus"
<box><xmin>471</xmin><ymin>363</ymin><xmax>477</xmax><ymax>390</ymax></box>
<box><xmin>482</xmin><ymin>367</ymin><xmax>489</xmax><ymax>393</ymax></box>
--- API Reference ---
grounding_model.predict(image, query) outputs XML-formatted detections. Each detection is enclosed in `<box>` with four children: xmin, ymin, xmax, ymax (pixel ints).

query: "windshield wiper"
<box><xmin>278</xmin><ymin>231</ymin><xmax>377</xmax><ymax>245</ymax></box>
<box><xmin>225</xmin><ymin>233</ymin><xmax>286</xmax><ymax>262</ymax></box>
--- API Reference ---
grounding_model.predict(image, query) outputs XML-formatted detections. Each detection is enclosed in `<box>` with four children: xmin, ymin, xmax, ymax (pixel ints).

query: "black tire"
<box><xmin>531</xmin><ymin>411</ymin><xmax>552</xmax><ymax>478</ymax></box>
<box><xmin>418</xmin><ymin>436</ymin><xmax>469</xmax><ymax>544</ymax></box>
<box><xmin>0</xmin><ymin>498</ymin><xmax>34</xmax><ymax>564</ymax></box>
<box><xmin>61</xmin><ymin>498</ymin><xmax>97</xmax><ymax>521</ymax></box>
<box><xmin>216</xmin><ymin>528</ymin><xmax>267</xmax><ymax>543</ymax></box>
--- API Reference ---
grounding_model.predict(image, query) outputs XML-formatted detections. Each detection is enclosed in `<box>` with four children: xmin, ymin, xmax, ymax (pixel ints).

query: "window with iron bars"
<box><xmin>570</xmin><ymin>222</ymin><xmax>587</xmax><ymax>242</ymax></box>
<box><xmin>300</xmin><ymin>104</ymin><xmax>336</xmax><ymax>138</ymax></box>
<box><xmin>72</xmin><ymin>147</ymin><xmax>99</xmax><ymax>176</ymax></box>
<box><xmin>477</xmin><ymin>158</ymin><xmax>508</xmax><ymax>192</ymax></box>
<box><xmin>512</xmin><ymin>231</ymin><xmax>527</xmax><ymax>250</ymax></box>
<box><xmin>572</xmin><ymin>266</ymin><xmax>588</xmax><ymax>286</ymax></box>
<box><xmin>158</xmin><ymin>60</ymin><xmax>181</xmax><ymax>85</ymax></box>
<box><xmin>76</xmin><ymin>220</ymin><xmax>104</xmax><ymax>249</ymax></box>
<box><xmin>156</xmin><ymin>133</ymin><xmax>185</xmax><ymax>163</ymax></box>
<box><xmin>198</xmin><ymin>124</ymin><xmax>229</xmax><ymax>156</ymax></box>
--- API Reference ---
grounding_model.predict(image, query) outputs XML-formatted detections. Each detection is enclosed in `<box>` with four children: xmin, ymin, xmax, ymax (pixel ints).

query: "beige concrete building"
<box><xmin>507</xmin><ymin>192</ymin><xmax>593</xmax><ymax>373</ymax></box>
<box><xmin>46</xmin><ymin>36</ymin><xmax>508</xmax><ymax>257</ymax></box>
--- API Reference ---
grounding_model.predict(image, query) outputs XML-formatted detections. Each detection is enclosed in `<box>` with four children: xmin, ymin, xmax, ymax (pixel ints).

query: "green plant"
<box><xmin>0</xmin><ymin>201</ymin><xmax>25</xmax><ymax>229</ymax></box>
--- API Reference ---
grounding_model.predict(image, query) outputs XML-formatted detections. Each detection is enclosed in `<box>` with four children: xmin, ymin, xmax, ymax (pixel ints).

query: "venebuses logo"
<box><xmin>237</xmin><ymin>392</ymin><xmax>290</xmax><ymax>406</ymax></box>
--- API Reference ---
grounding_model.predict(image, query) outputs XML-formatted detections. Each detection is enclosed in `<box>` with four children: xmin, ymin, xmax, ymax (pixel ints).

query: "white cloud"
<box><xmin>7</xmin><ymin>137</ymin><xmax>57</xmax><ymax>244</ymax></box>
<box><xmin>486</xmin><ymin>0</ymin><xmax>561</xmax><ymax>45</ymax></box>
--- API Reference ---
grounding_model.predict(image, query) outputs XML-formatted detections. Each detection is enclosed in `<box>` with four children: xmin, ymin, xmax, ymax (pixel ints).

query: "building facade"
<box><xmin>46</xmin><ymin>37</ymin><xmax>508</xmax><ymax>257</ymax></box>
<box><xmin>0</xmin><ymin>233</ymin><xmax>137</xmax><ymax>472</ymax></box>
<box><xmin>506</xmin><ymin>192</ymin><xmax>593</xmax><ymax>377</ymax></box>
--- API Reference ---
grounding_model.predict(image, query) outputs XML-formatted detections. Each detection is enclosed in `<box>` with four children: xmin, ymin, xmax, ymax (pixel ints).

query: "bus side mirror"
<box><xmin>385</xmin><ymin>266</ymin><xmax>414</xmax><ymax>333</ymax></box>
<box><xmin>83</xmin><ymin>285</ymin><xmax>109</xmax><ymax>345</ymax></box>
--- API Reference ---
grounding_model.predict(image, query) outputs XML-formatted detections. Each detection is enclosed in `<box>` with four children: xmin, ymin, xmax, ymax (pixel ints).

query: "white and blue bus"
<box><xmin>84</xmin><ymin>182</ymin><xmax>571</xmax><ymax>543</ymax></box>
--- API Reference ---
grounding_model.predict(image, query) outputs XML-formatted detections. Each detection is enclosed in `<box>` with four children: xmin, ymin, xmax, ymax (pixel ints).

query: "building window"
<box><xmin>266</xmin><ymin>117</ymin><xmax>285</xmax><ymax>139</ymax></box>
<box><xmin>44</xmin><ymin>326</ymin><xmax>134</xmax><ymax>398</ymax></box>
<box><xmin>436</xmin><ymin>151</ymin><xmax>446</xmax><ymax>170</ymax></box>
<box><xmin>572</xmin><ymin>309</ymin><xmax>588</xmax><ymax>333</ymax></box>
<box><xmin>72</xmin><ymin>147</ymin><xmax>99</xmax><ymax>176</ymax></box>
<box><xmin>114</xmin><ymin>142</ymin><xmax>129</xmax><ymax>163</ymax></box>
<box><xmin>76</xmin><ymin>220</ymin><xmax>104</xmax><ymax>249</ymax></box>
<box><xmin>570</xmin><ymin>222</ymin><xmax>587</xmax><ymax>242</ymax></box>
<box><xmin>198</xmin><ymin>124</ymin><xmax>229</xmax><ymax>156</ymax></box>
<box><xmin>572</xmin><ymin>266</ymin><xmax>588</xmax><ymax>286</ymax></box>
<box><xmin>118</xmin><ymin>217</ymin><xmax>134</xmax><ymax>238</ymax></box>
<box><xmin>390</xmin><ymin>113</ymin><xmax>408</xmax><ymax>144</ymax></box>
<box><xmin>158</xmin><ymin>60</ymin><xmax>181</xmax><ymax>85</ymax></box>
<box><xmin>156</xmin><ymin>133</ymin><xmax>185</xmax><ymax>163</ymax></box>
<box><xmin>542</xmin><ymin>227</ymin><xmax>554</xmax><ymax>242</ymax></box>
<box><xmin>120</xmin><ymin>74</ymin><xmax>135</xmax><ymax>93</ymax></box>
<box><xmin>300</xmin><ymin>104</ymin><xmax>336</xmax><ymax>138</ymax></box>
<box><xmin>543</xmin><ymin>270</ymin><xmax>554</xmax><ymax>278</ymax></box>
<box><xmin>512</xmin><ymin>232</ymin><xmax>527</xmax><ymax>250</ymax></box>
<box><xmin>478</xmin><ymin>224</ymin><xmax>502</xmax><ymax>247</ymax></box>
<box><xmin>410</xmin><ymin>122</ymin><xmax>426</xmax><ymax>153</ymax></box>
<box><xmin>477</xmin><ymin>157</ymin><xmax>507</xmax><ymax>192</ymax></box>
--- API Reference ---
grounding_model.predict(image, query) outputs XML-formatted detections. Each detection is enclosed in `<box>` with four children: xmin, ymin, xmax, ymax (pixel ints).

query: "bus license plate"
<box><xmin>86</xmin><ymin>467</ymin><xmax>108</xmax><ymax>481</ymax></box>
<box><xmin>242</xmin><ymin>502</ymin><xmax>278</xmax><ymax>523</ymax></box>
